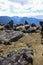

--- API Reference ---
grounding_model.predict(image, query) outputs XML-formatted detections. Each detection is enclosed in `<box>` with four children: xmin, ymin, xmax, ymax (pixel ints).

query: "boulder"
<box><xmin>25</xmin><ymin>21</ymin><xmax>29</xmax><ymax>25</ymax></box>
<box><xmin>23</xmin><ymin>27</ymin><xmax>36</xmax><ymax>33</ymax></box>
<box><xmin>40</xmin><ymin>21</ymin><xmax>43</xmax><ymax>32</ymax></box>
<box><xmin>16</xmin><ymin>25</ymin><xmax>30</xmax><ymax>32</ymax></box>
<box><xmin>0</xmin><ymin>30</ymin><xmax>23</xmax><ymax>45</ymax></box>
<box><xmin>7</xmin><ymin>49</ymin><xmax>33</xmax><ymax>65</ymax></box>
<box><xmin>25</xmin><ymin>25</ymin><xmax>30</xmax><ymax>30</ymax></box>
<box><xmin>0</xmin><ymin>25</ymin><xmax>4</xmax><ymax>30</ymax></box>
<box><xmin>31</xmin><ymin>23</ymin><xmax>36</xmax><ymax>27</ymax></box>
<box><xmin>40</xmin><ymin>21</ymin><xmax>43</xmax><ymax>27</ymax></box>
<box><xmin>0</xmin><ymin>55</ymin><xmax>12</xmax><ymax>65</ymax></box>
<box><xmin>4</xmin><ymin>20</ymin><xmax>14</xmax><ymax>30</ymax></box>
<box><xmin>28</xmin><ymin>27</ymin><xmax>36</xmax><ymax>33</ymax></box>
<box><xmin>0</xmin><ymin>49</ymin><xmax>34</xmax><ymax>65</ymax></box>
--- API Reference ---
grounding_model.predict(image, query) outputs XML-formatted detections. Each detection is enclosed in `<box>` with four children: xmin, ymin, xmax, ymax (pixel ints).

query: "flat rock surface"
<box><xmin>0</xmin><ymin>30</ymin><xmax>23</xmax><ymax>42</ymax></box>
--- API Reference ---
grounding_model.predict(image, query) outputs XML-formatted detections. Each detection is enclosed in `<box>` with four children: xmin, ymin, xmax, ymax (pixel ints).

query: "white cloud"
<box><xmin>0</xmin><ymin>0</ymin><xmax>43</xmax><ymax>17</ymax></box>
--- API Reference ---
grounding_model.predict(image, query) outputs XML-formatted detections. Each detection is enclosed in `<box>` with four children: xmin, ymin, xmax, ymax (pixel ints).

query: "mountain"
<box><xmin>20</xmin><ymin>17</ymin><xmax>40</xmax><ymax>25</ymax></box>
<box><xmin>0</xmin><ymin>16</ymin><xmax>11</xmax><ymax>24</ymax></box>
<box><xmin>0</xmin><ymin>16</ymin><xmax>41</xmax><ymax>25</ymax></box>
<box><xmin>12</xmin><ymin>16</ymin><xmax>40</xmax><ymax>25</ymax></box>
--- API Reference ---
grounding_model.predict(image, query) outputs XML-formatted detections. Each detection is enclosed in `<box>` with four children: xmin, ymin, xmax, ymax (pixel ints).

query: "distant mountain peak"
<box><xmin>0</xmin><ymin>16</ymin><xmax>42</xmax><ymax>25</ymax></box>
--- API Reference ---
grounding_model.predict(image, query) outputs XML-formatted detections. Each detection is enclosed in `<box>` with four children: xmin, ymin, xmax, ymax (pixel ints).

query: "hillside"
<box><xmin>0</xmin><ymin>30</ymin><xmax>43</xmax><ymax>65</ymax></box>
<box><xmin>0</xmin><ymin>20</ymin><xmax>42</xmax><ymax>65</ymax></box>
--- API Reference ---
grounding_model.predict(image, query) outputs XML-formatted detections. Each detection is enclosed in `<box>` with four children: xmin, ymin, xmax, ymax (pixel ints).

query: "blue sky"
<box><xmin>0</xmin><ymin>0</ymin><xmax>43</xmax><ymax>17</ymax></box>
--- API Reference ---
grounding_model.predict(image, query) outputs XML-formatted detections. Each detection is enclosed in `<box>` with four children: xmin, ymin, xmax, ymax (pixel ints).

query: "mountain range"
<box><xmin>0</xmin><ymin>16</ymin><xmax>42</xmax><ymax>25</ymax></box>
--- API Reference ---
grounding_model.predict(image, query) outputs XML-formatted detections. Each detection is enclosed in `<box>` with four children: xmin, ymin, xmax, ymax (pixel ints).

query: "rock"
<box><xmin>16</xmin><ymin>28</ymin><xmax>23</xmax><ymax>32</ymax></box>
<box><xmin>7</xmin><ymin>49</ymin><xmax>33</xmax><ymax>65</ymax></box>
<box><xmin>0</xmin><ymin>56</ymin><xmax>4</xmax><ymax>65</ymax></box>
<box><xmin>25</xmin><ymin>25</ymin><xmax>30</xmax><ymax>30</ymax></box>
<box><xmin>0</xmin><ymin>26</ymin><xmax>4</xmax><ymax>30</ymax></box>
<box><xmin>0</xmin><ymin>49</ymin><xmax>3</xmax><ymax>53</ymax></box>
<box><xmin>41</xmin><ymin>41</ymin><xmax>43</xmax><ymax>44</ymax></box>
<box><xmin>23</xmin><ymin>27</ymin><xmax>36</xmax><ymax>33</ymax></box>
<box><xmin>22</xmin><ymin>53</ymin><xmax>33</xmax><ymax>65</ymax></box>
<box><xmin>4</xmin><ymin>20</ymin><xmax>14</xmax><ymax>30</ymax></box>
<box><xmin>0</xmin><ymin>30</ymin><xmax>23</xmax><ymax>45</ymax></box>
<box><xmin>28</xmin><ymin>27</ymin><xmax>36</xmax><ymax>33</ymax></box>
<box><xmin>2</xmin><ymin>59</ymin><xmax>11</xmax><ymax>65</ymax></box>
<box><xmin>26</xmin><ymin>43</ymin><xmax>32</xmax><ymax>48</ymax></box>
<box><xmin>31</xmin><ymin>23</ymin><xmax>36</xmax><ymax>27</ymax></box>
<box><xmin>25</xmin><ymin>21</ymin><xmax>29</xmax><ymax>25</ymax></box>
<box><xmin>16</xmin><ymin>25</ymin><xmax>30</xmax><ymax>32</ymax></box>
<box><xmin>40</xmin><ymin>21</ymin><xmax>43</xmax><ymax>27</ymax></box>
<box><xmin>42</xmin><ymin>53</ymin><xmax>43</xmax><ymax>56</ymax></box>
<box><xmin>40</xmin><ymin>21</ymin><xmax>43</xmax><ymax>32</ymax></box>
<box><xmin>16</xmin><ymin>25</ymin><xmax>25</xmax><ymax>31</ymax></box>
<box><xmin>0</xmin><ymin>48</ymin><xmax>34</xmax><ymax>65</ymax></box>
<box><xmin>0</xmin><ymin>55</ymin><xmax>12</xmax><ymax>65</ymax></box>
<box><xmin>13</xmin><ymin>62</ymin><xmax>22</xmax><ymax>65</ymax></box>
<box><xmin>4</xmin><ymin>41</ymin><xmax>11</xmax><ymax>45</ymax></box>
<box><xmin>36</xmin><ymin>26</ymin><xmax>40</xmax><ymax>30</ymax></box>
<box><xmin>7</xmin><ymin>51</ymin><xmax>16</xmax><ymax>58</ymax></box>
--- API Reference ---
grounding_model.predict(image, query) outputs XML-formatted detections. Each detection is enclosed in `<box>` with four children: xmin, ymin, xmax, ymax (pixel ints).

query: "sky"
<box><xmin>0</xmin><ymin>0</ymin><xmax>43</xmax><ymax>17</ymax></box>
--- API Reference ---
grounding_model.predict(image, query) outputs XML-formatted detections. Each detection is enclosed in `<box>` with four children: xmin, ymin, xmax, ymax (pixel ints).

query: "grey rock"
<box><xmin>28</xmin><ymin>27</ymin><xmax>36</xmax><ymax>33</ymax></box>
<box><xmin>0</xmin><ymin>49</ymin><xmax>34</xmax><ymax>65</ymax></box>
<box><xmin>31</xmin><ymin>23</ymin><xmax>36</xmax><ymax>27</ymax></box>
<box><xmin>13</xmin><ymin>62</ymin><xmax>22</xmax><ymax>65</ymax></box>
<box><xmin>23</xmin><ymin>27</ymin><xmax>37</xmax><ymax>33</ymax></box>
<box><xmin>7</xmin><ymin>49</ymin><xmax>33</xmax><ymax>65</ymax></box>
<box><xmin>0</xmin><ymin>55</ymin><xmax>12</xmax><ymax>65</ymax></box>
<box><xmin>0</xmin><ymin>30</ymin><xmax>23</xmax><ymax>44</ymax></box>
<box><xmin>25</xmin><ymin>25</ymin><xmax>30</xmax><ymax>30</ymax></box>
<box><xmin>4</xmin><ymin>20</ymin><xmax>14</xmax><ymax>30</ymax></box>
<box><xmin>40</xmin><ymin>21</ymin><xmax>43</xmax><ymax>27</ymax></box>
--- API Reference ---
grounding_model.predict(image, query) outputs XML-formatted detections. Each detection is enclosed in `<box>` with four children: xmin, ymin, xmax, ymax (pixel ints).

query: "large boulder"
<box><xmin>40</xmin><ymin>21</ymin><xmax>43</xmax><ymax>27</ymax></box>
<box><xmin>31</xmin><ymin>23</ymin><xmax>36</xmax><ymax>27</ymax></box>
<box><xmin>0</xmin><ymin>30</ymin><xmax>23</xmax><ymax>45</ymax></box>
<box><xmin>28</xmin><ymin>27</ymin><xmax>37</xmax><ymax>33</ymax></box>
<box><xmin>25</xmin><ymin>25</ymin><xmax>30</xmax><ymax>30</ymax></box>
<box><xmin>7</xmin><ymin>49</ymin><xmax>33</xmax><ymax>65</ymax></box>
<box><xmin>40</xmin><ymin>21</ymin><xmax>43</xmax><ymax>32</ymax></box>
<box><xmin>0</xmin><ymin>49</ymin><xmax>34</xmax><ymax>65</ymax></box>
<box><xmin>4</xmin><ymin>20</ymin><xmax>14</xmax><ymax>30</ymax></box>
<box><xmin>25</xmin><ymin>21</ymin><xmax>29</xmax><ymax>25</ymax></box>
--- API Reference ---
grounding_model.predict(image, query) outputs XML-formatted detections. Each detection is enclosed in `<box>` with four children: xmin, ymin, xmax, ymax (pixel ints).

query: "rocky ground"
<box><xmin>0</xmin><ymin>31</ymin><xmax>43</xmax><ymax>65</ymax></box>
<box><xmin>0</xmin><ymin>21</ymin><xmax>43</xmax><ymax>65</ymax></box>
